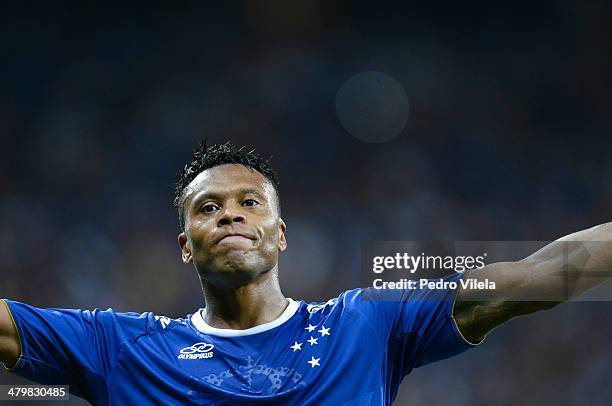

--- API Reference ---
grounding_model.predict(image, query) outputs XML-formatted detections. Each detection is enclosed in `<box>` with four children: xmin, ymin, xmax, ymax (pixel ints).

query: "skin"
<box><xmin>454</xmin><ymin>223</ymin><xmax>612</xmax><ymax>342</ymax></box>
<box><xmin>177</xmin><ymin>164</ymin><xmax>289</xmax><ymax>330</ymax></box>
<box><xmin>1</xmin><ymin>162</ymin><xmax>611</xmax><ymax>366</ymax></box>
<box><xmin>0</xmin><ymin>301</ymin><xmax>19</xmax><ymax>368</ymax></box>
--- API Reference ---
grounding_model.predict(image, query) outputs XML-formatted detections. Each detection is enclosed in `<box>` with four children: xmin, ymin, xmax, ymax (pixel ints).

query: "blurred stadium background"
<box><xmin>1</xmin><ymin>1</ymin><xmax>611</xmax><ymax>405</ymax></box>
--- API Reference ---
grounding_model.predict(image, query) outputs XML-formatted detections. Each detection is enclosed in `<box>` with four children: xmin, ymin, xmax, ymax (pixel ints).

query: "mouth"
<box><xmin>215</xmin><ymin>233</ymin><xmax>255</xmax><ymax>244</ymax></box>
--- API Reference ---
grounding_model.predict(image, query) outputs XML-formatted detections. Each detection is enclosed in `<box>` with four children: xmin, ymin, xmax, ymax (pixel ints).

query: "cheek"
<box><xmin>261</xmin><ymin>218</ymin><xmax>280</xmax><ymax>242</ymax></box>
<box><xmin>186</xmin><ymin>221</ymin><xmax>213</xmax><ymax>251</ymax></box>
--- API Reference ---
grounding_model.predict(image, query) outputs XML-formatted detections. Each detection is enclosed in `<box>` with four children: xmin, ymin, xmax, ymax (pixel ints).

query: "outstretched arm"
<box><xmin>0</xmin><ymin>300</ymin><xmax>19</xmax><ymax>368</ymax></box>
<box><xmin>454</xmin><ymin>222</ymin><xmax>612</xmax><ymax>343</ymax></box>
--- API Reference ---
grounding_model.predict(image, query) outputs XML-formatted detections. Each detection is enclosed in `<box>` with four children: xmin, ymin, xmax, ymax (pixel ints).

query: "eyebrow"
<box><xmin>189</xmin><ymin>187</ymin><xmax>267</xmax><ymax>208</ymax></box>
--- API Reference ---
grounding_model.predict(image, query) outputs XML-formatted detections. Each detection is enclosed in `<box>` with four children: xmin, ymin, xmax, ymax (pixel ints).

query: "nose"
<box><xmin>217</xmin><ymin>204</ymin><xmax>246</xmax><ymax>226</ymax></box>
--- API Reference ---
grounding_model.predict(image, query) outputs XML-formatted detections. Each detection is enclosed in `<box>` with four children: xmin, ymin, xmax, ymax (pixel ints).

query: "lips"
<box><xmin>215</xmin><ymin>232</ymin><xmax>255</xmax><ymax>244</ymax></box>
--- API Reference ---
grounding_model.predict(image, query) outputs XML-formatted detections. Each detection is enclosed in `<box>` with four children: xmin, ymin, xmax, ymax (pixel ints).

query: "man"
<box><xmin>0</xmin><ymin>141</ymin><xmax>610</xmax><ymax>405</ymax></box>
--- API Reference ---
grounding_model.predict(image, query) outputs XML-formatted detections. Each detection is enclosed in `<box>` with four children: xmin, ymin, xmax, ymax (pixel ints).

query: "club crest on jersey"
<box><xmin>155</xmin><ymin>315</ymin><xmax>172</xmax><ymax>329</ymax></box>
<box><xmin>307</xmin><ymin>299</ymin><xmax>336</xmax><ymax>314</ymax></box>
<box><xmin>178</xmin><ymin>342</ymin><xmax>215</xmax><ymax>360</ymax></box>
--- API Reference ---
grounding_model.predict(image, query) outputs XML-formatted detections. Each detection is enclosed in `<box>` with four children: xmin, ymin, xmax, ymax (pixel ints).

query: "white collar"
<box><xmin>190</xmin><ymin>298</ymin><xmax>299</xmax><ymax>337</ymax></box>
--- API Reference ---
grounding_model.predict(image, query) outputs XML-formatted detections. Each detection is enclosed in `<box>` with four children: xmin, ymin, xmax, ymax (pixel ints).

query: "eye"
<box><xmin>242</xmin><ymin>199</ymin><xmax>260</xmax><ymax>207</ymax></box>
<box><xmin>201</xmin><ymin>203</ymin><xmax>219</xmax><ymax>213</ymax></box>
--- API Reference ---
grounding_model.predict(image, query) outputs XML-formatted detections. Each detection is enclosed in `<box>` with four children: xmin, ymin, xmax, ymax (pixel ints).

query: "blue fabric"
<box><xmin>3</xmin><ymin>273</ymin><xmax>476</xmax><ymax>405</ymax></box>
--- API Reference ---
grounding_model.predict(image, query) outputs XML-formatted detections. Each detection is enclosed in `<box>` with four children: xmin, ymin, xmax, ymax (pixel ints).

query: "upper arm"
<box><xmin>2</xmin><ymin>300</ymin><xmax>153</xmax><ymax>400</ymax></box>
<box><xmin>0</xmin><ymin>300</ymin><xmax>20</xmax><ymax>369</ymax></box>
<box><xmin>358</xmin><ymin>272</ymin><xmax>477</xmax><ymax>375</ymax></box>
<box><xmin>453</xmin><ymin>261</ymin><xmax>559</xmax><ymax>343</ymax></box>
<box><xmin>456</xmin><ymin>223</ymin><xmax>612</xmax><ymax>342</ymax></box>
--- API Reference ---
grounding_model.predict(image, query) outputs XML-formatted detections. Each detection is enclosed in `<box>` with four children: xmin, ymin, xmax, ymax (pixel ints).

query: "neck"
<box><xmin>199</xmin><ymin>266</ymin><xmax>288</xmax><ymax>330</ymax></box>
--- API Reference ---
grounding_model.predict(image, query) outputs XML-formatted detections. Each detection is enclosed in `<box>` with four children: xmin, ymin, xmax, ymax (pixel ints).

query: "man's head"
<box><xmin>174</xmin><ymin>142</ymin><xmax>286</xmax><ymax>286</ymax></box>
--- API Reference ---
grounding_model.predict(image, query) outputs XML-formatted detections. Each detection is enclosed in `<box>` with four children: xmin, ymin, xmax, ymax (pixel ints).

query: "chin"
<box><xmin>199</xmin><ymin>253</ymin><xmax>273</xmax><ymax>284</ymax></box>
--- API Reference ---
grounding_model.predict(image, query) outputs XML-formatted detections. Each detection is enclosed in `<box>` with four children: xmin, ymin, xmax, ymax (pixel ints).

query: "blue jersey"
<box><xmin>2</xmin><ymin>273</ymin><xmax>478</xmax><ymax>405</ymax></box>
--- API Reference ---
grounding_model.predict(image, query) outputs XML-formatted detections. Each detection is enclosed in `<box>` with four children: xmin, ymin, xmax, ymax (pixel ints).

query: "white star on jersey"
<box><xmin>318</xmin><ymin>326</ymin><xmax>330</xmax><ymax>337</ymax></box>
<box><xmin>307</xmin><ymin>356</ymin><xmax>320</xmax><ymax>368</ymax></box>
<box><xmin>305</xmin><ymin>324</ymin><xmax>316</xmax><ymax>332</ymax></box>
<box><xmin>307</xmin><ymin>336</ymin><xmax>318</xmax><ymax>346</ymax></box>
<box><xmin>290</xmin><ymin>342</ymin><xmax>302</xmax><ymax>352</ymax></box>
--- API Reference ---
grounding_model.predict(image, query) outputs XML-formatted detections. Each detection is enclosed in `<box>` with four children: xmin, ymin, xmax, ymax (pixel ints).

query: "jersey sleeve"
<box><xmin>1</xmin><ymin>299</ymin><xmax>154</xmax><ymax>401</ymax></box>
<box><xmin>349</xmin><ymin>272</ymin><xmax>482</xmax><ymax>377</ymax></box>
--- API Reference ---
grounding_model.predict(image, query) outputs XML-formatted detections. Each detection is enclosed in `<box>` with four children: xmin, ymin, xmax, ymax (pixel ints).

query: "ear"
<box><xmin>178</xmin><ymin>232</ymin><xmax>193</xmax><ymax>264</ymax></box>
<box><xmin>278</xmin><ymin>218</ymin><xmax>287</xmax><ymax>252</ymax></box>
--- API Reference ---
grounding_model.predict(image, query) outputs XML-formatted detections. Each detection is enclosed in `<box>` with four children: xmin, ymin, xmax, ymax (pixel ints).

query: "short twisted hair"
<box><xmin>173</xmin><ymin>141</ymin><xmax>280</xmax><ymax>230</ymax></box>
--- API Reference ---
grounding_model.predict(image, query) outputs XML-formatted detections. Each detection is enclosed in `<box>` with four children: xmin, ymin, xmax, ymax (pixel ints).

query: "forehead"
<box><xmin>184</xmin><ymin>164</ymin><xmax>275</xmax><ymax>203</ymax></box>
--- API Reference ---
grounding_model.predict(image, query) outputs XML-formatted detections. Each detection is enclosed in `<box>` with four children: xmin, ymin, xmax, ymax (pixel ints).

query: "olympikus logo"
<box><xmin>178</xmin><ymin>342</ymin><xmax>215</xmax><ymax>360</ymax></box>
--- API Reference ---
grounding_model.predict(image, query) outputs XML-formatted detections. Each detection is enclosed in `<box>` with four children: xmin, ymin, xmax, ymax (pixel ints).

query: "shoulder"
<box><xmin>301</xmin><ymin>287</ymin><xmax>396</xmax><ymax>319</ymax></box>
<box><xmin>3</xmin><ymin>300</ymin><xmax>195</xmax><ymax>344</ymax></box>
<box><xmin>69</xmin><ymin>307</ymin><xmax>196</xmax><ymax>334</ymax></box>
<box><xmin>298</xmin><ymin>289</ymin><xmax>400</xmax><ymax>346</ymax></box>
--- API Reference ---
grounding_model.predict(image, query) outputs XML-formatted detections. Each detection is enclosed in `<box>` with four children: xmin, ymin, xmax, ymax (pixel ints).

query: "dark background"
<box><xmin>1</xmin><ymin>1</ymin><xmax>611</xmax><ymax>405</ymax></box>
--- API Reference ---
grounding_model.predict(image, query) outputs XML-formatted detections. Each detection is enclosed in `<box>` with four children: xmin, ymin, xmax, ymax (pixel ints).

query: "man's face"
<box><xmin>178</xmin><ymin>164</ymin><xmax>286</xmax><ymax>285</ymax></box>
